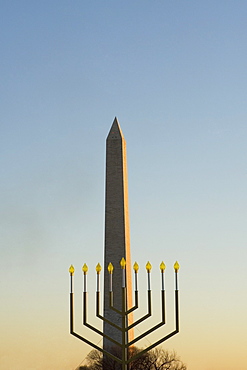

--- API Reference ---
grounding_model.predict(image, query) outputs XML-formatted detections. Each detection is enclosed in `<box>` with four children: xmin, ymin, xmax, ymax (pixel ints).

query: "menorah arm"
<box><xmin>128</xmin><ymin>321</ymin><xmax>165</xmax><ymax>346</ymax></box>
<box><xmin>126</xmin><ymin>290</ymin><xmax>139</xmax><ymax>314</ymax></box>
<box><xmin>108</xmin><ymin>288</ymin><xmax>137</xmax><ymax>317</ymax></box>
<box><xmin>70</xmin><ymin>293</ymin><xmax>74</xmax><ymax>334</ymax></box>
<box><xmin>71</xmin><ymin>331</ymin><xmax>123</xmax><ymax>365</ymax></box>
<box><xmin>127</xmin><ymin>290</ymin><xmax>179</xmax><ymax>352</ymax></box>
<box><xmin>95</xmin><ymin>291</ymin><xmax>122</xmax><ymax>331</ymax></box>
<box><xmin>70</xmin><ymin>292</ymin><xmax>123</xmax><ymax>364</ymax></box>
<box><xmin>83</xmin><ymin>292</ymin><xmax>121</xmax><ymax>347</ymax></box>
<box><xmin>84</xmin><ymin>322</ymin><xmax>121</xmax><ymax>347</ymax></box>
<box><xmin>127</xmin><ymin>289</ymin><xmax>152</xmax><ymax>331</ymax></box>
<box><xmin>126</xmin><ymin>329</ymin><xmax>178</xmax><ymax>364</ymax></box>
<box><xmin>109</xmin><ymin>291</ymin><xmax>123</xmax><ymax>315</ymax></box>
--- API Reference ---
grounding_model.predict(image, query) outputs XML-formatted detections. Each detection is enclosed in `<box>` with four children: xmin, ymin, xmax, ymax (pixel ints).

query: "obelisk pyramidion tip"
<box><xmin>107</xmin><ymin>117</ymin><xmax>124</xmax><ymax>140</ymax></box>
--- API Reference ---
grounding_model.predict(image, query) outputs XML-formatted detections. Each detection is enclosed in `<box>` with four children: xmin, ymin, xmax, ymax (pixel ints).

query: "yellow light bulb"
<box><xmin>82</xmin><ymin>263</ymin><xmax>88</xmax><ymax>274</ymax></box>
<box><xmin>120</xmin><ymin>257</ymin><xmax>126</xmax><ymax>269</ymax></box>
<box><xmin>69</xmin><ymin>265</ymin><xmax>75</xmax><ymax>275</ymax></box>
<box><xmin>95</xmin><ymin>263</ymin><xmax>102</xmax><ymax>274</ymax></box>
<box><xmin>133</xmin><ymin>262</ymin><xmax>139</xmax><ymax>273</ymax></box>
<box><xmin>174</xmin><ymin>261</ymin><xmax>180</xmax><ymax>272</ymax></box>
<box><xmin>108</xmin><ymin>262</ymin><xmax>114</xmax><ymax>274</ymax></box>
<box><xmin>160</xmin><ymin>261</ymin><xmax>166</xmax><ymax>272</ymax></box>
<box><xmin>146</xmin><ymin>261</ymin><xmax>152</xmax><ymax>272</ymax></box>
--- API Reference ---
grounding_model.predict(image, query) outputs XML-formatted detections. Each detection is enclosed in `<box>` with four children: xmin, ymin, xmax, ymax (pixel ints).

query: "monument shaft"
<box><xmin>103</xmin><ymin>118</ymin><xmax>133</xmax><ymax>351</ymax></box>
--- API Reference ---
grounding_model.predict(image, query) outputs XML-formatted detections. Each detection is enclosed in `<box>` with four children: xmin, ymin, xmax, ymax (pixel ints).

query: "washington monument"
<box><xmin>103</xmin><ymin>118</ymin><xmax>134</xmax><ymax>351</ymax></box>
<box><xmin>68</xmin><ymin>118</ymin><xmax>180</xmax><ymax>368</ymax></box>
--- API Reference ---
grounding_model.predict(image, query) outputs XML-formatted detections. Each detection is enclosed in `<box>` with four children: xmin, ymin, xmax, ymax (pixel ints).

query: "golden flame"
<box><xmin>174</xmin><ymin>261</ymin><xmax>180</xmax><ymax>272</ymax></box>
<box><xmin>146</xmin><ymin>261</ymin><xmax>152</xmax><ymax>272</ymax></box>
<box><xmin>95</xmin><ymin>263</ymin><xmax>102</xmax><ymax>274</ymax></box>
<box><xmin>82</xmin><ymin>263</ymin><xmax>88</xmax><ymax>274</ymax></box>
<box><xmin>69</xmin><ymin>265</ymin><xmax>75</xmax><ymax>275</ymax></box>
<box><xmin>108</xmin><ymin>262</ymin><xmax>114</xmax><ymax>273</ymax></box>
<box><xmin>120</xmin><ymin>257</ymin><xmax>126</xmax><ymax>269</ymax></box>
<box><xmin>133</xmin><ymin>262</ymin><xmax>139</xmax><ymax>272</ymax></box>
<box><xmin>160</xmin><ymin>261</ymin><xmax>166</xmax><ymax>272</ymax></box>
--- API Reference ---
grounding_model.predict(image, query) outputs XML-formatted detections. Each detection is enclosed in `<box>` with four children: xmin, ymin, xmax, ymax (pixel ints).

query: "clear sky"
<box><xmin>1</xmin><ymin>1</ymin><xmax>247</xmax><ymax>369</ymax></box>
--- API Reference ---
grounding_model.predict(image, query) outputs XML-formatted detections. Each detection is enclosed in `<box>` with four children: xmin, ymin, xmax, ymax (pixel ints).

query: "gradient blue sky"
<box><xmin>1</xmin><ymin>1</ymin><xmax>247</xmax><ymax>369</ymax></box>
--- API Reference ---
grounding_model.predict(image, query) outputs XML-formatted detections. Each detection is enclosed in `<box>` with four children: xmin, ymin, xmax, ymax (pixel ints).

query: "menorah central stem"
<box><xmin>122</xmin><ymin>287</ymin><xmax>128</xmax><ymax>370</ymax></box>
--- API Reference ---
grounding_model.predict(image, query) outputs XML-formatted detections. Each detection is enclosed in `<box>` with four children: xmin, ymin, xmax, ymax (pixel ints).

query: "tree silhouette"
<box><xmin>78</xmin><ymin>346</ymin><xmax>187</xmax><ymax>370</ymax></box>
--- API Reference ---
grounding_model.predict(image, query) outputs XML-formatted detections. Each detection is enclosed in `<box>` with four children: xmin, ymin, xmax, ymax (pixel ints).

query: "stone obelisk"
<box><xmin>103</xmin><ymin>118</ymin><xmax>133</xmax><ymax>352</ymax></box>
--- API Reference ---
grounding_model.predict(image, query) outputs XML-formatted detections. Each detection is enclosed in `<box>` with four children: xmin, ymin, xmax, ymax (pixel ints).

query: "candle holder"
<box><xmin>69</xmin><ymin>259</ymin><xmax>180</xmax><ymax>370</ymax></box>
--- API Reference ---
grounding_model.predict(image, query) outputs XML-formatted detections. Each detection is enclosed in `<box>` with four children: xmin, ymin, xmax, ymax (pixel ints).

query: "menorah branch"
<box><xmin>96</xmin><ymin>291</ymin><xmax>122</xmax><ymax>331</ymax></box>
<box><xmin>83</xmin><ymin>292</ymin><xmax>121</xmax><ymax>347</ymax></box>
<box><xmin>127</xmin><ymin>289</ymin><xmax>152</xmax><ymax>330</ymax></box>
<box><xmin>126</xmin><ymin>290</ymin><xmax>138</xmax><ymax>314</ymax></box>
<box><xmin>127</xmin><ymin>288</ymin><xmax>179</xmax><ymax>363</ymax></box>
<box><xmin>109</xmin><ymin>291</ymin><xmax>124</xmax><ymax>315</ymax></box>
<box><xmin>127</xmin><ymin>288</ymin><xmax>177</xmax><ymax>347</ymax></box>
<box><xmin>71</xmin><ymin>330</ymin><xmax>123</xmax><ymax>364</ymax></box>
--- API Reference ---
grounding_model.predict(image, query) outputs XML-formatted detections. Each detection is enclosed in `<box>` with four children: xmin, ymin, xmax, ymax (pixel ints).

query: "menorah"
<box><xmin>69</xmin><ymin>258</ymin><xmax>180</xmax><ymax>370</ymax></box>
